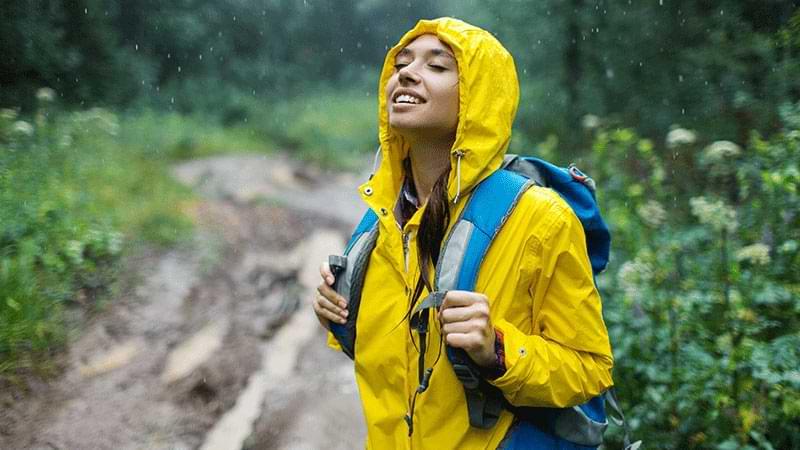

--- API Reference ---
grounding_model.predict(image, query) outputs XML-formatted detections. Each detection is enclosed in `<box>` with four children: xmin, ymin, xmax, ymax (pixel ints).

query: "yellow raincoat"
<box><xmin>330</xmin><ymin>17</ymin><xmax>614</xmax><ymax>449</ymax></box>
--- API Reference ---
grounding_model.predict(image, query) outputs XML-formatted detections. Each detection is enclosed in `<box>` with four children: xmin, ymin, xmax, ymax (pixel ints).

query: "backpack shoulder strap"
<box><xmin>329</xmin><ymin>209</ymin><xmax>380</xmax><ymax>359</ymax></box>
<box><xmin>436</xmin><ymin>168</ymin><xmax>533</xmax><ymax>293</ymax></box>
<box><xmin>432</xmin><ymin>168</ymin><xmax>533</xmax><ymax>429</ymax></box>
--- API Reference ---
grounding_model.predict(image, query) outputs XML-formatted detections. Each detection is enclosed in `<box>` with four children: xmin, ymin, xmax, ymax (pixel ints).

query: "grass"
<box><xmin>0</xmin><ymin>87</ymin><xmax>376</xmax><ymax>379</ymax></box>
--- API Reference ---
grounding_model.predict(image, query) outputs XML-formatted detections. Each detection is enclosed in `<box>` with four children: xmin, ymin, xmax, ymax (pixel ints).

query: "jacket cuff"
<box><xmin>477</xmin><ymin>328</ymin><xmax>506</xmax><ymax>380</ymax></box>
<box><xmin>327</xmin><ymin>330</ymin><xmax>343</xmax><ymax>351</ymax></box>
<box><xmin>487</xmin><ymin>319</ymin><xmax>542</xmax><ymax>401</ymax></box>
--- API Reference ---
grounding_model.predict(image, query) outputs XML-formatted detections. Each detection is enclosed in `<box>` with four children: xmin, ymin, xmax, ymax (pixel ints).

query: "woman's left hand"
<box><xmin>439</xmin><ymin>290</ymin><xmax>496</xmax><ymax>367</ymax></box>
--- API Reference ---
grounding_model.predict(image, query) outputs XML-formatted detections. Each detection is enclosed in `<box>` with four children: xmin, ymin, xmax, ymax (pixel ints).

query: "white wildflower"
<box><xmin>65</xmin><ymin>240</ymin><xmax>85</xmax><ymax>265</ymax></box>
<box><xmin>58</xmin><ymin>133</ymin><xmax>73</xmax><ymax>148</ymax></box>
<box><xmin>12</xmin><ymin>120</ymin><xmax>34</xmax><ymax>136</ymax></box>
<box><xmin>736</xmin><ymin>244</ymin><xmax>771</xmax><ymax>265</ymax></box>
<box><xmin>666</xmin><ymin>127</ymin><xmax>697</xmax><ymax>148</ymax></box>
<box><xmin>36</xmin><ymin>87</ymin><xmax>56</xmax><ymax>103</ymax></box>
<box><xmin>703</xmin><ymin>140</ymin><xmax>741</xmax><ymax>163</ymax></box>
<box><xmin>637</xmin><ymin>200</ymin><xmax>667</xmax><ymax>227</ymax></box>
<box><xmin>689</xmin><ymin>196</ymin><xmax>738</xmax><ymax>233</ymax></box>
<box><xmin>107</xmin><ymin>231</ymin><xmax>123</xmax><ymax>255</ymax></box>
<box><xmin>0</xmin><ymin>108</ymin><xmax>18</xmax><ymax>121</ymax></box>
<box><xmin>618</xmin><ymin>257</ymin><xmax>654</xmax><ymax>299</ymax></box>
<box><xmin>779</xmin><ymin>240</ymin><xmax>798</xmax><ymax>254</ymax></box>
<box><xmin>582</xmin><ymin>114</ymin><xmax>600</xmax><ymax>130</ymax></box>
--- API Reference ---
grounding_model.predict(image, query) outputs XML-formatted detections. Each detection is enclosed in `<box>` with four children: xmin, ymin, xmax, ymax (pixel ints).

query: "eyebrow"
<box><xmin>397</xmin><ymin>47</ymin><xmax>455</xmax><ymax>61</ymax></box>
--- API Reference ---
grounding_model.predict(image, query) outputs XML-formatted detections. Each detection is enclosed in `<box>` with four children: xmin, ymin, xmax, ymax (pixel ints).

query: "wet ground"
<box><xmin>0</xmin><ymin>154</ymin><xmax>367</xmax><ymax>449</ymax></box>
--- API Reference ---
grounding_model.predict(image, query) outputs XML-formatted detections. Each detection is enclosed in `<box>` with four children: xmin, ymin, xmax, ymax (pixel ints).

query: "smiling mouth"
<box><xmin>393</xmin><ymin>94</ymin><xmax>424</xmax><ymax>105</ymax></box>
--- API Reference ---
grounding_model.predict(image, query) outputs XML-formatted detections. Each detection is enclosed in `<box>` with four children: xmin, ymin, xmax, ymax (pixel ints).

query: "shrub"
<box><xmin>0</xmin><ymin>96</ymin><xmax>193</xmax><ymax>377</ymax></box>
<box><xmin>585</xmin><ymin>103</ymin><xmax>800</xmax><ymax>448</ymax></box>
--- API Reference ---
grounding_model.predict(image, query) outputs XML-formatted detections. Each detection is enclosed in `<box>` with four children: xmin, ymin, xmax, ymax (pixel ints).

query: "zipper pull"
<box><xmin>402</xmin><ymin>231</ymin><xmax>410</xmax><ymax>273</ymax></box>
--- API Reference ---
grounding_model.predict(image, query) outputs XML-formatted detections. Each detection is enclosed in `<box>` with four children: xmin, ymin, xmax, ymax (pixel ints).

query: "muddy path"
<box><xmin>0</xmin><ymin>154</ymin><xmax>366</xmax><ymax>449</ymax></box>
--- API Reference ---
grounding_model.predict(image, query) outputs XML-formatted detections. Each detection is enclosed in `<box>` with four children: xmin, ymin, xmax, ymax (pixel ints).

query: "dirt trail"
<box><xmin>0</xmin><ymin>154</ymin><xmax>366</xmax><ymax>449</ymax></box>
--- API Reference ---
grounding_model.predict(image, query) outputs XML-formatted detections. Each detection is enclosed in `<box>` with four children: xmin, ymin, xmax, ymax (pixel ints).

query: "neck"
<box><xmin>406</xmin><ymin>134</ymin><xmax>454</xmax><ymax>206</ymax></box>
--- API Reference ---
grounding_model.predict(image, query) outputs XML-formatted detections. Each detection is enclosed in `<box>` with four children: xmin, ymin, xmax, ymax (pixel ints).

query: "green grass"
<box><xmin>0</xmin><ymin>105</ymin><xmax>200</xmax><ymax>378</ymax></box>
<box><xmin>252</xmin><ymin>88</ymin><xmax>377</xmax><ymax>170</ymax></box>
<box><xmin>0</xmin><ymin>87</ymin><xmax>376</xmax><ymax>379</ymax></box>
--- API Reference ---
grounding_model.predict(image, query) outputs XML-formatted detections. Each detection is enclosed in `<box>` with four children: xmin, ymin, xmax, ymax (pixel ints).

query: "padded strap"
<box><xmin>330</xmin><ymin>209</ymin><xmax>380</xmax><ymax>359</ymax></box>
<box><xmin>433</xmin><ymin>169</ymin><xmax>531</xmax><ymax>429</ymax></box>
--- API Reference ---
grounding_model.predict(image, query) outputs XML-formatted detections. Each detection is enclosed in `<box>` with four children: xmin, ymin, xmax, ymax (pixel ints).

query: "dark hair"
<box><xmin>414</xmin><ymin>166</ymin><xmax>451</xmax><ymax>298</ymax></box>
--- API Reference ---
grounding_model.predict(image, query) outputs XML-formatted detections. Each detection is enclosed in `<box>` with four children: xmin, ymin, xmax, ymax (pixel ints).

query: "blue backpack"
<box><xmin>329</xmin><ymin>155</ymin><xmax>639</xmax><ymax>449</ymax></box>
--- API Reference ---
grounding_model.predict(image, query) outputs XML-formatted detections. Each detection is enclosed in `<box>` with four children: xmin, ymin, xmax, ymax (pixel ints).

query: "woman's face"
<box><xmin>385</xmin><ymin>34</ymin><xmax>459</xmax><ymax>140</ymax></box>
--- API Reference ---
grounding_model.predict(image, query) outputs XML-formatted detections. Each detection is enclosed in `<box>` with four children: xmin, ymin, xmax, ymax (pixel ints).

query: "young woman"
<box><xmin>313</xmin><ymin>17</ymin><xmax>614</xmax><ymax>449</ymax></box>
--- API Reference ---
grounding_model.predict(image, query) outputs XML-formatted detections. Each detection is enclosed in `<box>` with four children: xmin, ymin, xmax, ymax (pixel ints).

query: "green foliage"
<box><xmin>0</xmin><ymin>95</ymin><xmax>194</xmax><ymax>377</ymax></box>
<box><xmin>251</xmin><ymin>88</ymin><xmax>377</xmax><ymax>170</ymax></box>
<box><xmin>445</xmin><ymin>0</ymin><xmax>800</xmax><ymax>154</ymax></box>
<box><xmin>116</xmin><ymin>109</ymin><xmax>274</xmax><ymax>162</ymax></box>
<box><xmin>587</xmin><ymin>103</ymin><xmax>800</xmax><ymax>448</ymax></box>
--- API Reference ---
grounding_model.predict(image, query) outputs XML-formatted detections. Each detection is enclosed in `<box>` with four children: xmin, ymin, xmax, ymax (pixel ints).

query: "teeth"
<box><xmin>395</xmin><ymin>94</ymin><xmax>421</xmax><ymax>104</ymax></box>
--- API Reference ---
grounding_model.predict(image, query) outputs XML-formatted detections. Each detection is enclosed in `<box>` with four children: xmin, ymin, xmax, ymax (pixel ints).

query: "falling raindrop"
<box><xmin>171</xmin><ymin>97</ymin><xmax>175</xmax><ymax>104</ymax></box>
<box><xmin>198</xmin><ymin>54</ymin><xmax>203</xmax><ymax>60</ymax></box>
<box><xmin>84</xmin><ymin>7</ymin><xmax>88</xmax><ymax>14</ymax></box>
<box><xmin>167</xmin><ymin>53</ymin><xmax>171</xmax><ymax>59</ymax></box>
<box><xmin>340</xmin><ymin>48</ymin><xmax>344</xmax><ymax>53</ymax></box>
<box><xmin>177</xmin><ymin>66</ymin><xmax>181</xmax><ymax>73</ymax></box>
<box><xmin>135</xmin><ymin>44</ymin><xmax>139</xmax><ymax>51</ymax></box>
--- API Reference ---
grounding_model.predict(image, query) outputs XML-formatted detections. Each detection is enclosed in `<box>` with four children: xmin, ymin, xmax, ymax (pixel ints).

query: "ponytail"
<box><xmin>415</xmin><ymin>166</ymin><xmax>451</xmax><ymax>296</ymax></box>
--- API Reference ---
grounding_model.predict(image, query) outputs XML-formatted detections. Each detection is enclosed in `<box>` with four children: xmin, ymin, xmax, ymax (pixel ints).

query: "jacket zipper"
<box><xmin>402</xmin><ymin>231</ymin><xmax>410</xmax><ymax>273</ymax></box>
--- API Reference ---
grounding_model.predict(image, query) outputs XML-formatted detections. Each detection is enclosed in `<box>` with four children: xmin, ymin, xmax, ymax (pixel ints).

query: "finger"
<box><xmin>319</xmin><ymin>261</ymin><xmax>335</xmax><ymax>285</ymax></box>
<box><xmin>444</xmin><ymin>332</ymin><xmax>483</xmax><ymax>352</ymax></box>
<box><xmin>318</xmin><ymin>283</ymin><xmax>347</xmax><ymax>309</ymax></box>
<box><xmin>439</xmin><ymin>304</ymin><xmax>477</xmax><ymax>324</ymax></box>
<box><xmin>441</xmin><ymin>290</ymin><xmax>487</xmax><ymax>310</ymax></box>
<box><xmin>316</xmin><ymin>293</ymin><xmax>348</xmax><ymax>318</ymax></box>
<box><xmin>318</xmin><ymin>303</ymin><xmax>347</xmax><ymax>324</ymax></box>
<box><xmin>441</xmin><ymin>321</ymin><xmax>473</xmax><ymax>335</ymax></box>
<box><xmin>314</xmin><ymin>294</ymin><xmax>348</xmax><ymax>323</ymax></box>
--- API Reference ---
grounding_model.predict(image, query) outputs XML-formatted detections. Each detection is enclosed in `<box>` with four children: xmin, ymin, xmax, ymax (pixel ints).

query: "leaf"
<box><xmin>6</xmin><ymin>297</ymin><xmax>20</xmax><ymax>311</ymax></box>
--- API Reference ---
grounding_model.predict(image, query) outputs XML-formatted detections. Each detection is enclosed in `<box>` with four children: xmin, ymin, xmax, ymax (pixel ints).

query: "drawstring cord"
<box><xmin>405</xmin><ymin>307</ymin><xmax>445</xmax><ymax>436</ymax></box>
<box><xmin>453</xmin><ymin>149</ymin><xmax>465</xmax><ymax>204</ymax></box>
<box><xmin>369</xmin><ymin>145</ymin><xmax>381</xmax><ymax>180</ymax></box>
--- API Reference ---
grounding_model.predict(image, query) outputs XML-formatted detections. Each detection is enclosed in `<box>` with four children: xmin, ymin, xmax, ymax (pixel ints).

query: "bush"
<box><xmin>251</xmin><ymin>87</ymin><xmax>377</xmax><ymax>170</ymax></box>
<box><xmin>0</xmin><ymin>95</ymin><xmax>194</xmax><ymax>377</ymax></box>
<box><xmin>583</xmin><ymin>105</ymin><xmax>800</xmax><ymax>448</ymax></box>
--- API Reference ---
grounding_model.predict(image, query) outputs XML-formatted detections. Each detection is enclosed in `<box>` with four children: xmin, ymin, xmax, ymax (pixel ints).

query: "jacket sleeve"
<box><xmin>488</xmin><ymin>207</ymin><xmax>614</xmax><ymax>408</ymax></box>
<box><xmin>327</xmin><ymin>331</ymin><xmax>343</xmax><ymax>351</ymax></box>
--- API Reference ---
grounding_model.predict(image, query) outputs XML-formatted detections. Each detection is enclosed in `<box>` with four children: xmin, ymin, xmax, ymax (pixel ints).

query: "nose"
<box><xmin>398</xmin><ymin>64</ymin><xmax>420</xmax><ymax>84</ymax></box>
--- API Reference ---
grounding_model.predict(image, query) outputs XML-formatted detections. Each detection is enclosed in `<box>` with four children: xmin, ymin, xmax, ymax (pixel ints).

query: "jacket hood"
<box><xmin>362</xmin><ymin>17</ymin><xmax>520</xmax><ymax>218</ymax></box>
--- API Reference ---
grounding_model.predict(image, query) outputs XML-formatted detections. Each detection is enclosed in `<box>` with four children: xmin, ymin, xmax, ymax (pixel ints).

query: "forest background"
<box><xmin>1</xmin><ymin>1</ymin><xmax>799</xmax><ymax>448</ymax></box>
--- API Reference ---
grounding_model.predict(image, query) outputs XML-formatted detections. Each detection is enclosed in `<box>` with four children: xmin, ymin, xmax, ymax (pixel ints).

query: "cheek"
<box><xmin>384</xmin><ymin>76</ymin><xmax>397</xmax><ymax>101</ymax></box>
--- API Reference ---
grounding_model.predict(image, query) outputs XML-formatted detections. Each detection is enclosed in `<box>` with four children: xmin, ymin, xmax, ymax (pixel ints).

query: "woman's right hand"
<box><xmin>312</xmin><ymin>261</ymin><xmax>348</xmax><ymax>330</ymax></box>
